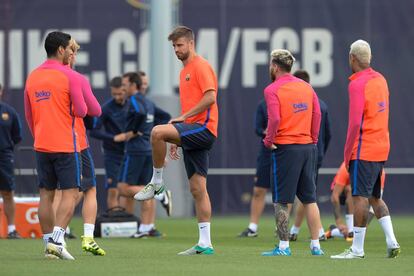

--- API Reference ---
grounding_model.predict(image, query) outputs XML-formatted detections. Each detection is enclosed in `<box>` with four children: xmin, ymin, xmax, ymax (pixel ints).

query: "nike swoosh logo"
<box><xmin>200</xmin><ymin>226</ymin><xmax>206</xmax><ymax>229</ymax></box>
<box><xmin>196</xmin><ymin>250</ymin><xmax>203</xmax><ymax>254</ymax></box>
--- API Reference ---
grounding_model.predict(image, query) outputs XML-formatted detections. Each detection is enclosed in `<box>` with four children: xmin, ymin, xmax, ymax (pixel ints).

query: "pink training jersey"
<box><xmin>263</xmin><ymin>74</ymin><xmax>321</xmax><ymax>148</ymax></box>
<box><xmin>24</xmin><ymin>60</ymin><xmax>87</xmax><ymax>152</ymax></box>
<box><xmin>344</xmin><ymin>68</ymin><xmax>390</xmax><ymax>165</ymax></box>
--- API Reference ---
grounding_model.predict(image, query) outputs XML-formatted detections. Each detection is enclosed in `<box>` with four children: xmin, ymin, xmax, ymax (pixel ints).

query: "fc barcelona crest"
<box><xmin>185</xmin><ymin>74</ymin><xmax>190</xmax><ymax>81</ymax></box>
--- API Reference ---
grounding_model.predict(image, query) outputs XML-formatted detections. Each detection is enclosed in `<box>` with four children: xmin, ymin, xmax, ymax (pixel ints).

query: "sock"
<box><xmin>198</xmin><ymin>222</ymin><xmax>211</xmax><ymax>248</ymax></box>
<box><xmin>148</xmin><ymin>223</ymin><xmax>155</xmax><ymax>230</ymax></box>
<box><xmin>331</xmin><ymin>228</ymin><xmax>343</xmax><ymax>238</ymax></box>
<box><xmin>310</xmin><ymin>239</ymin><xmax>320</xmax><ymax>249</ymax></box>
<box><xmin>51</xmin><ymin>226</ymin><xmax>66</xmax><ymax>244</ymax></box>
<box><xmin>139</xmin><ymin>224</ymin><xmax>152</xmax><ymax>233</ymax></box>
<box><xmin>290</xmin><ymin>225</ymin><xmax>300</xmax><ymax>235</ymax></box>
<box><xmin>279</xmin><ymin>240</ymin><xmax>289</xmax><ymax>250</ymax></box>
<box><xmin>154</xmin><ymin>192</ymin><xmax>165</xmax><ymax>202</ymax></box>
<box><xmin>66</xmin><ymin>226</ymin><xmax>71</xmax><ymax>234</ymax></box>
<box><xmin>43</xmin><ymin>233</ymin><xmax>52</xmax><ymax>246</ymax></box>
<box><xmin>248</xmin><ymin>222</ymin><xmax>258</xmax><ymax>232</ymax></box>
<box><xmin>378</xmin><ymin>216</ymin><xmax>398</xmax><ymax>248</ymax></box>
<box><xmin>151</xmin><ymin>167</ymin><xmax>163</xmax><ymax>185</ymax></box>
<box><xmin>351</xmin><ymin>226</ymin><xmax>366</xmax><ymax>254</ymax></box>
<box><xmin>8</xmin><ymin>225</ymin><xmax>16</xmax><ymax>233</ymax></box>
<box><xmin>345</xmin><ymin>214</ymin><xmax>354</xmax><ymax>233</ymax></box>
<box><xmin>318</xmin><ymin>228</ymin><xmax>325</xmax><ymax>237</ymax></box>
<box><xmin>84</xmin><ymin>223</ymin><xmax>95</xmax><ymax>238</ymax></box>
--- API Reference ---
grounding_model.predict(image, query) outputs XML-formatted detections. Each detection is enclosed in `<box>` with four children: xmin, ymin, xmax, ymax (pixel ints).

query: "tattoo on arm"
<box><xmin>333</xmin><ymin>202</ymin><xmax>343</xmax><ymax>225</ymax></box>
<box><xmin>275</xmin><ymin>203</ymin><xmax>290</xmax><ymax>241</ymax></box>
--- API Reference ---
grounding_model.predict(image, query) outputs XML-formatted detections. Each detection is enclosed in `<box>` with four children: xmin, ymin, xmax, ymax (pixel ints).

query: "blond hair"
<box><xmin>270</xmin><ymin>49</ymin><xmax>295</xmax><ymax>72</ymax></box>
<box><xmin>350</xmin><ymin>40</ymin><xmax>371</xmax><ymax>65</ymax></box>
<box><xmin>70</xmin><ymin>38</ymin><xmax>80</xmax><ymax>53</ymax></box>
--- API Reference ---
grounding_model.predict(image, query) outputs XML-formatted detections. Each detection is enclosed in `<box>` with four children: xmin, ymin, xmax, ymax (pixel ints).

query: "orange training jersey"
<box><xmin>179</xmin><ymin>55</ymin><xmax>219</xmax><ymax>137</ymax></box>
<box><xmin>24</xmin><ymin>60</ymin><xmax>86</xmax><ymax>153</ymax></box>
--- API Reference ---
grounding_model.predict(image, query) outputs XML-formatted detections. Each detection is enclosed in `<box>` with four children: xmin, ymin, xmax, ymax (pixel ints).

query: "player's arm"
<box><xmin>169</xmin><ymin>90</ymin><xmax>216</xmax><ymax>123</ymax></box>
<box><xmin>344</xmin><ymin>82</ymin><xmax>365</xmax><ymax>167</ymax></box>
<box><xmin>67</xmin><ymin>70</ymin><xmax>87</xmax><ymax>117</ymax></box>
<box><xmin>331</xmin><ymin>184</ymin><xmax>345</xmax><ymax>226</ymax></box>
<box><xmin>154</xmin><ymin>105</ymin><xmax>171</xmax><ymax>126</ymax></box>
<box><xmin>80</xmin><ymin>74</ymin><xmax>102</xmax><ymax>117</ymax></box>
<box><xmin>255</xmin><ymin>101</ymin><xmax>266</xmax><ymax>138</ymax></box>
<box><xmin>11</xmin><ymin>109</ymin><xmax>23</xmax><ymax>145</ymax></box>
<box><xmin>324</xmin><ymin>106</ymin><xmax>332</xmax><ymax>154</ymax></box>
<box><xmin>311</xmin><ymin>92</ymin><xmax>321</xmax><ymax>144</ymax></box>
<box><xmin>89</xmin><ymin>115</ymin><xmax>116</xmax><ymax>142</ymax></box>
<box><xmin>125</xmin><ymin>97</ymin><xmax>145</xmax><ymax>136</ymax></box>
<box><xmin>24</xmin><ymin>89</ymin><xmax>34</xmax><ymax>137</ymax></box>
<box><xmin>263</xmin><ymin>87</ymin><xmax>280</xmax><ymax>149</ymax></box>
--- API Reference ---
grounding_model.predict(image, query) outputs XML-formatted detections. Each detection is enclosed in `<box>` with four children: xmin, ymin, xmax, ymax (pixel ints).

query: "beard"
<box><xmin>269</xmin><ymin>68</ymin><xmax>276</xmax><ymax>82</ymax></box>
<box><xmin>176</xmin><ymin>51</ymin><xmax>190</xmax><ymax>61</ymax></box>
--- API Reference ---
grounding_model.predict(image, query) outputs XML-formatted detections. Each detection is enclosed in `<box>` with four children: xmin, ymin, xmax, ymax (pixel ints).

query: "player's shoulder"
<box><xmin>0</xmin><ymin>101</ymin><xmax>17</xmax><ymax>114</ymax></box>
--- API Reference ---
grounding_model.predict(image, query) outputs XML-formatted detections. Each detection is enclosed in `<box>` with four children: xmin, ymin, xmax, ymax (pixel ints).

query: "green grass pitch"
<box><xmin>0</xmin><ymin>216</ymin><xmax>412</xmax><ymax>275</ymax></box>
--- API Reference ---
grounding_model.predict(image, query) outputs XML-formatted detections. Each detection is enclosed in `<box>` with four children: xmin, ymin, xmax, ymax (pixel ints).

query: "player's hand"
<box><xmin>169</xmin><ymin>144</ymin><xmax>180</xmax><ymax>160</ymax></box>
<box><xmin>113</xmin><ymin>133</ymin><xmax>127</xmax><ymax>142</ymax></box>
<box><xmin>271</xmin><ymin>144</ymin><xmax>277</xmax><ymax>150</ymax></box>
<box><xmin>169</xmin><ymin>115</ymin><xmax>186</xmax><ymax>124</ymax></box>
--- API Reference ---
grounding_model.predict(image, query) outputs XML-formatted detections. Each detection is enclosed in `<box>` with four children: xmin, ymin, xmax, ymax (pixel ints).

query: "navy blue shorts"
<box><xmin>104</xmin><ymin>150</ymin><xmax>124</xmax><ymax>189</ymax></box>
<box><xmin>255</xmin><ymin>145</ymin><xmax>271</xmax><ymax>189</ymax></box>
<box><xmin>271</xmin><ymin>144</ymin><xmax>317</xmax><ymax>204</ymax></box>
<box><xmin>36</xmin><ymin>151</ymin><xmax>81</xmax><ymax>190</ymax></box>
<box><xmin>349</xmin><ymin>160</ymin><xmax>384</xmax><ymax>198</ymax></box>
<box><xmin>80</xmin><ymin>148</ymin><xmax>96</xmax><ymax>192</ymax></box>
<box><xmin>173</xmin><ymin>123</ymin><xmax>216</xmax><ymax>179</ymax></box>
<box><xmin>119</xmin><ymin>154</ymin><xmax>152</xmax><ymax>185</ymax></box>
<box><xmin>0</xmin><ymin>152</ymin><xmax>15</xmax><ymax>191</ymax></box>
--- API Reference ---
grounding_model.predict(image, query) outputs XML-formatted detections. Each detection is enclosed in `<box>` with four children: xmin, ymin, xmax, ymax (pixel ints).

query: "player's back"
<box><xmin>25</xmin><ymin>61</ymin><xmax>81</xmax><ymax>153</ymax></box>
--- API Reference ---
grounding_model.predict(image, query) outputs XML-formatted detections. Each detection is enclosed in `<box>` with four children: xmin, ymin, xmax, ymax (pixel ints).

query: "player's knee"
<box><xmin>151</xmin><ymin>125</ymin><xmax>164</xmax><ymax>142</ymax></box>
<box><xmin>253</xmin><ymin>188</ymin><xmax>266</xmax><ymax>199</ymax></box>
<box><xmin>1</xmin><ymin>190</ymin><xmax>13</xmax><ymax>200</ymax></box>
<box><xmin>331</xmin><ymin>194</ymin><xmax>339</xmax><ymax>204</ymax></box>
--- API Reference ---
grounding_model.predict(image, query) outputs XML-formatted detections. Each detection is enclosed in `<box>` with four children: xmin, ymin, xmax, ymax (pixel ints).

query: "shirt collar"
<box><xmin>349</xmin><ymin>67</ymin><xmax>373</xmax><ymax>81</ymax></box>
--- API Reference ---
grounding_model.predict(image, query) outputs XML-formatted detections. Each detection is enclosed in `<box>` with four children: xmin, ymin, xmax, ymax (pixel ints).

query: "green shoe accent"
<box><xmin>82</xmin><ymin>236</ymin><xmax>106</xmax><ymax>256</ymax></box>
<box><xmin>178</xmin><ymin>245</ymin><xmax>215</xmax><ymax>255</ymax></box>
<box><xmin>387</xmin><ymin>247</ymin><xmax>401</xmax><ymax>258</ymax></box>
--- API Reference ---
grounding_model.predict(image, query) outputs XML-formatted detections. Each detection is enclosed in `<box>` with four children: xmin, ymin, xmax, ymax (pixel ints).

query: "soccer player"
<box><xmin>238</xmin><ymin>99</ymin><xmax>271</xmax><ymax>237</ymax></box>
<box><xmin>89</xmin><ymin>76</ymin><xmax>130</xmax><ymax>210</ymax></box>
<box><xmin>135</xmin><ymin>26</ymin><xmax>218</xmax><ymax>255</ymax></box>
<box><xmin>67</xmin><ymin>39</ymin><xmax>105</xmax><ymax>256</ymax></box>
<box><xmin>331</xmin><ymin>40</ymin><xmax>400</xmax><ymax>259</ymax></box>
<box><xmin>24</xmin><ymin>31</ymin><xmax>86</xmax><ymax>260</ymax></box>
<box><xmin>0</xmin><ymin>83</ymin><xmax>22</xmax><ymax>239</ymax></box>
<box><xmin>118</xmin><ymin>72</ymin><xmax>171</xmax><ymax>238</ymax></box>
<box><xmin>289</xmin><ymin>70</ymin><xmax>331</xmax><ymax>242</ymax></box>
<box><xmin>261</xmin><ymin>49</ymin><xmax>324</xmax><ymax>256</ymax></box>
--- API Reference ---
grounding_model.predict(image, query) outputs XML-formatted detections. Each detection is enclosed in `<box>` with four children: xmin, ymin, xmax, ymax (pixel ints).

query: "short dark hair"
<box><xmin>168</xmin><ymin>26</ymin><xmax>194</xmax><ymax>41</ymax></box>
<box><xmin>44</xmin><ymin>31</ymin><xmax>71</xmax><ymax>58</ymax></box>
<box><xmin>123</xmin><ymin>72</ymin><xmax>142</xmax><ymax>89</ymax></box>
<box><xmin>138</xmin><ymin>71</ymin><xmax>146</xmax><ymax>77</ymax></box>
<box><xmin>110</xmin><ymin>76</ymin><xmax>122</xmax><ymax>88</ymax></box>
<box><xmin>293</xmin><ymin>70</ymin><xmax>310</xmax><ymax>83</ymax></box>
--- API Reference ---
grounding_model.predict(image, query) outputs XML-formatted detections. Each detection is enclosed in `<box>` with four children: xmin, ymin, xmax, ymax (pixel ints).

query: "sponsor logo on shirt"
<box><xmin>185</xmin><ymin>74</ymin><xmax>191</xmax><ymax>81</ymax></box>
<box><xmin>378</xmin><ymin>101</ymin><xmax>386</xmax><ymax>112</ymax></box>
<box><xmin>292</xmin><ymin>103</ymin><xmax>308</xmax><ymax>113</ymax></box>
<box><xmin>35</xmin><ymin>91</ymin><xmax>51</xmax><ymax>102</ymax></box>
<box><xmin>1</xmin><ymin>112</ymin><xmax>9</xmax><ymax>121</ymax></box>
<box><xmin>146</xmin><ymin>114</ymin><xmax>154</xmax><ymax>123</ymax></box>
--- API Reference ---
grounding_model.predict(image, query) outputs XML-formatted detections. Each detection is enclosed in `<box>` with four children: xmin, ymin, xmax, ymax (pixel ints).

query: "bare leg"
<box><xmin>140</xmin><ymin>199</ymin><xmax>155</xmax><ymax>225</ymax></box>
<box><xmin>38</xmin><ymin>188</ymin><xmax>56</xmax><ymax>234</ymax></box>
<box><xmin>274</xmin><ymin>203</ymin><xmax>291</xmax><ymax>241</ymax></box>
<box><xmin>107</xmin><ymin>188</ymin><xmax>119</xmax><ymax>209</ymax></box>
<box><xmin>1</xmin><ymin>190</ymin><xmax>16</xmax><ymax>226</ymax></box>
<box><xmin>249</xmin><ymin>187</ymin><xmax>267</xmax><ymax>224</ymax></box>
<box><xmin>151</xmin><ymin>125</ymin><xmax>181</xmax><ymax>168</ymax></box>
<box><xmin>353</xmin><ymin>196</ymin><xmax>369</xmax><ymax>227</ymax></box>
<box><xmin>303</xmin><ymin>203</ymin><xmax>321</xmax><ymax>241</ymax></box>
<box><xmin>120</xmin><ymin>196</ymin><xmax>135</xmax><ymax>214</ymax></box>
<box><xmin>55</xmin><ymin>188</ymin><xmax>79</xmax><ymax>228</ymax></box>
<box><xmin>189</xmin><ymin>174</ymin><xmax>211</xmax><ymax>222</ymax></box>
<box><xmin>82</xmin><ymin>187</ymin><xmax>97</xmax><ymax>225</ymax></box>
<box><xmin>293</xmin><ymin>202</ymin><xmax>305</xmax><ymax>228</ymax></box>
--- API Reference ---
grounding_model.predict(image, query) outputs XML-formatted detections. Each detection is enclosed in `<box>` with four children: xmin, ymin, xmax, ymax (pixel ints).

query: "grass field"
<box><xmin>0</xmin><ymin>215</ymin><xmax>412</xmax><ymax>276</ymax></box>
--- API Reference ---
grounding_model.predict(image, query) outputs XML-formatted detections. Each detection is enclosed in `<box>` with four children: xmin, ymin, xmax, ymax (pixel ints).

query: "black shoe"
<box><xmin>7</xmin><ymin>230</ymin><xmax>21</xmax><ymax>239</ymax></box>
<box><xmin>65</xmin><ymin>232</ymin><xmax>77</xmax><ymax>239</ymax></box>
<box><xmin>289</xmin><ymin>233</ymin><xmax>298</xmax><ymax>241</ymax></box>
<box><xmin>319</xmin><ymin>234</ymin><xmax>327</xmax><ymax>241</ymax></box>
<box><xmin>131</xmin><ymin>228</ymin><xmax>163</xmax><ymax>238</ymax></box>
<box><xmin>161</xmin><ymin>190</ymin><xmax>172</xmax><ymax>216</ymax></box>
<box><xmin>238</xmin><ymin>228</ymin><xmax>258</xmax><ymax>237</ymax></box>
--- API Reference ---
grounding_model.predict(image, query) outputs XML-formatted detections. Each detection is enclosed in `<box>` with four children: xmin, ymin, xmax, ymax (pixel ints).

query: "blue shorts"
<box><xmin>36</xmin><ymin>151</ymin><xmax>81</xmax><ymax>190</ymax></box>
<box><xmin>255</xmin><ymin>145</ymin><xmax>271</xmax><ymax>189</ymax></box>
<box><xmin>0</xmin><ymin>152</ymin><xmax>15</xmax><ymax>191</ymax></box>
<box><xmin>119</xmin><ymin>154</ymin><xmax>152</xmax><ymax>186</ymax></box>
<box><xmin>173</xmin><ymin>123</ymin><xmax>216</xmax><ymax>179</ymax></box>
<box><xmin>103</xmin><ymin>150</ymin><xmax>124</xmax><ymax>189</ymax></box>
<box><xmin>271</xmin><ymin>144</ymin><xmax>317</xmax><ymax>204</ymax></box>
<box><xmin>80</xmin><ymin>148</ymin><xmax>96</xmax><ymax>192</ymax></box>
<box><xmin>349</xmin><ymin>160</ymin><xmax>384</xmax><ymax>198</ymax></box>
